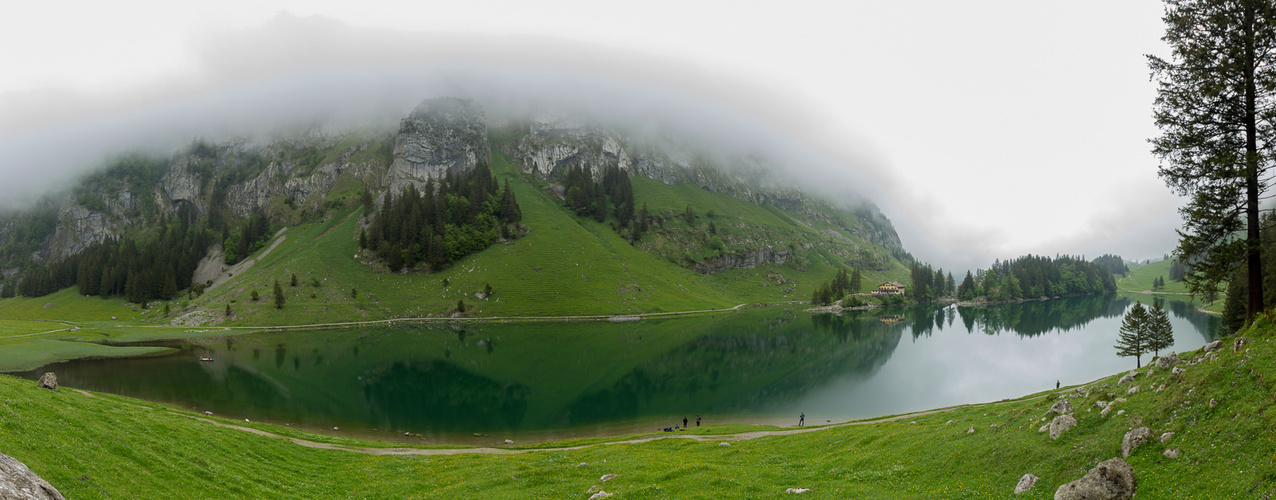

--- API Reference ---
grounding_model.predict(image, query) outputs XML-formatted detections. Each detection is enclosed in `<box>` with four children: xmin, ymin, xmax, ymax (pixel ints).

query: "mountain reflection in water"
<box><xmin>17</xmin><ymin>295</ymin><xmax>1217</xmax><ymax>441</ymax></box>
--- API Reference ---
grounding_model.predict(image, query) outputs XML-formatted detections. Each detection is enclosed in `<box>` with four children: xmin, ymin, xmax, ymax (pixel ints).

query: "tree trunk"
<box><xmin>1245</xmin><ymin>1</ymin><xmax>1265</xmax><ymax>324</ymax></box>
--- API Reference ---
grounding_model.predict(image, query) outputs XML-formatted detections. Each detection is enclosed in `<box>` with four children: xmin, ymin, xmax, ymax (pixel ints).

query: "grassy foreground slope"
<box><xmin>3</xmin><ymin>319</ymin><xmax>1273</xmax><ymax>498</ymax></box>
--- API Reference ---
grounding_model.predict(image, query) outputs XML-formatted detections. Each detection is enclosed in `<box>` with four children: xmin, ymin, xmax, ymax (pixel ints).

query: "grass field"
<box><xmin>1120</xmin><ymin>260</ymin><xmax>1227</xmax><ymax>314</ymax></box>
<box><xmin>2</xmin><ymin>316</ymin><xmax>1272</xmax><ymax>498</ymax></box>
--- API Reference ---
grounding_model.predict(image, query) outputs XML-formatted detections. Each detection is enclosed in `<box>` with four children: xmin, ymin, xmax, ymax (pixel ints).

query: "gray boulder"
<box><xmin>1163</xmin><ymin>448</ymin><xmax>1180</xmax><ymax>459</ymax></box>
<box><xmin>1233</xmin><ymin>337</ymin><xmax>1250</xmax><ymax>353</ymax></box>
<box><xmin>1054</xmin><ymin>457</ymin><xmax>1137</xmax><ymax>500</ymax></box>
<box><xmin>1121</xmin><ymin>427</ymin><xmax>1153</xmax><ymax>458</ymax></box>
<box><xmin>1046</xmin><ymin>399</ymin><xmax>1076</xmax><ymax>416</ymax></box>
<box><xmin>1049</xmin><ymin>414</ymin><xmax>1077</xmax><ymax>440</ymax></box>
<box><xmin>1014</xmin><ymin>473</ymin><xmax>1039</xmax><ymax>494</ymax></box>
<box><xmin>0</xmin><ymin>451</ymin><xmax>66</xmax><ymax>500</ymax></box>
<box><xmin>1203</xmin><ymin>339</ymin><xmax>1222</xmax><ymax>352</ymax></box>
<box><xmin>1117</xmin><ymin>371</ymin><xmax>1139</xmax><ymax>386</ymax></box>
<box><xmin>1155</xmin><ymin>352</ymin><xmax>1180</xmax><ymax>369</ymax></box>
<box><xmin>1172</xmin><ymin>367</ymin><xmax>1185</xmax><ymax>376</ymax></box>
<box><xmin>35</xmin><ymin>373</ymin><xmax>57</xmax><ymax>391</ymax></box>
<box><xmin>1160</xmin><ymin>432</ymin><xmax>1175</xmax><ymax>443</ymax></box>
<box><xmin>1101</xmin><ymin>404</ymin><xmax>1115</xmax><ymax>418</ymax></box>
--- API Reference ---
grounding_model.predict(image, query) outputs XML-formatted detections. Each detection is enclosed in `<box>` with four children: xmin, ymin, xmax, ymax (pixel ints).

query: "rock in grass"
<box><xmin>1117</xmin><ymin>371</ymin><xmax>1139</xmax><ymax>386</ymax></box>
<box><xmin>1204</xmin><ymin>339</ymin><xmax>1222</xmax><ymax>352</ymax></box>
<box><xmin>1233</xmin><ymin>337</ymin><xmax>1250</xmax><ymax>353</ymax></box>
<box><xmin>967</xmin><ymin>427</ymin><xmax>975</xmax><ymax>434</ymax></box>
<box><xmin>1014</xmin><ymin>473</ymin><xmax>1038</xmax><ymax>494</ymax></box>
<box><xmin>35</xmin><ymin>373</ymin><xmax>57</xmax><ymax>391</ymax></box>
<box><xmin>1172</xmin><ymin>366</ymin><xmax>1185</xmax><ymax>376</ymax></box>
<box><xmin>0</xmin><ymin>451</ymin><xmax>66</xmax><ymax>500</ymax></box>
<box><xmin>1054</xmin><ymin>458</ymin><xmax>1137</xmax><ymax>500</ymax></box>
<box><xmin>1160</xmin><ymin>432</ymin><xmax>1175</xmax><ymax>443</ymax></box>
<box><xmin>599</xmin><ymin>474</ymin><xmax>618</xmax><ymax>482</ymax></box>
<box><xmin>1155</xmin><ymin>352</ymin><xmax>1180</xmax><ymax>369</ymax></box>
<box><xmin>1163</xmin><ymin>448</ymin><xmax>1180</xmax><ymax>458</ymax></box>
<box><xmin>785</xmin><ymin>488</ymin><xmax>811</xmax><ymax>493</ymax></box>
<box><xmin>588</xmin><ymin>491</ymin><xmax>613</xmax><ymax>499</ymax></box>
<box><xmin>1049</xmin><ymin>414</ymin><xmax>1077</xmax><ymax>440</ymax></box>
<box><xmin>1101</xmin><ymin>405</ymin><xmax>1115</xmax><ymax>418</ymax></box>
<box><xmin>1045</xmin><ymin>399</ymin><xmax>1075</xmax><ymax>417</ymax></box>
<box><xmin>1121</xmin><ymin>427</ymin><xmax>1153</xmax><ymax>458</ymax></box>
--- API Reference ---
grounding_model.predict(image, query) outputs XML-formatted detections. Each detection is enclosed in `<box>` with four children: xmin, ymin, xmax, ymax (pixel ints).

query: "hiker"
<box><xmin>1056</xmin><ymin>380</ymin><xmax>1060</xmax><ymax>389</ymax></box>
<box><xmin>683</xmin><ymin>416</ymin><xmax>688</xmax><ymax>428</ymax></box>
<box><xmin>799</xmin><ymin>412</ymin><xmax>805</xmax><ymax>426</ymax></box>
<box><xmin>696</xmin><ymin>414</ymin><xmax>701</xmax><ymax>427</ymax></box>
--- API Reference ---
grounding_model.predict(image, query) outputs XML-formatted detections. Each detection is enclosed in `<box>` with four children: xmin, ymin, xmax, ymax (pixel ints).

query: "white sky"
<box><xmin>0</xmin><ymin>0</ymin><xmax>1182</xmax><ymax>272</ymax></box>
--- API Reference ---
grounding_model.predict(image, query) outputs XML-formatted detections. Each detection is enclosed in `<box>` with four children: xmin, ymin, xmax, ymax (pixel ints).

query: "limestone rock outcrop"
<box><xmin>1054</xmin><ymin>458</ymin><xmax>1137</xmax><ymax>500</ymax></box>
<box><xmin>1049</xmin><ymin>414</ymin><xmax>1076</xmax><ymax>440</ymax></box>
<box><xmin>1155</xmin><ymin>352</ymin><xmax>1180</xmax><ymax>369</ymax></box>
<box><xmin>0</xmin><ymin>451</ymin><xmax>66</xmax><ymax>500</ymax></box>
<box><xmin>385</xmin><ymin>97</ymin><xmax>489</xmax><ymax>192</ymax></box>
<box><xmin>41</xmin><ymin>205</ymin><xmax>114</xmax><ymax>262</ymax></box>
<box><xmin>693</xmin><ymin>246</ymin><xmax>790</xmax><ymax>274</ymax></box>
<box><xmin>1121</xmin><ymin>427</ymin><xmax>1153</xmax><ymax>458</ymax></box>
<box><xmin>1014</xmin><ymin>473</ymin><xmax>1039</xmax><ymax>494</ymax></box>
<box><xmin>36</xmin><ymin>372</ymin><xmax>57</xmax><ymax>391</ymax></box>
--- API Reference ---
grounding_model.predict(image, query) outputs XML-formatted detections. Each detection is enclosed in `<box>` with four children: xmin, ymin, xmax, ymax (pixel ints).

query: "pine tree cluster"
<box><xmin>560</xmin><ymin>165</ymin><xmax>634</xmax><ymax>226</ymax></box>
<box><xmin>958</xmin><ymin>255</ymin><xmax>1117</xmax><ymax>301</ymax></box>
<box><xmin>363</xmin><ymin>163</ymin><xmax>521</xmax><ymax>272</ymax></box>
<box><xmin>16</xmin><ymin>206</ymin><xmax>213</xmax><ymax>302</ymax></box>
<box><xmin>1114</xmin><ymin>301</ymin><xmax>1174</xmax><ymax>368</ymax></box>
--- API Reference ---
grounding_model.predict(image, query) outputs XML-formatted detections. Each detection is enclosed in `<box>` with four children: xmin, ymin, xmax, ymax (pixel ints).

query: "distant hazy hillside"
<box><xmin>0</xmin><ymin>97</ymin><xmax>914</xmax><ymax>321</ymax></box>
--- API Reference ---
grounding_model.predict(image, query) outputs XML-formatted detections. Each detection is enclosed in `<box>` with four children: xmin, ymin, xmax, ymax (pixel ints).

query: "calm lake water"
<box><xmin>16</xmin><ymin>294</ymin><xmax>1217</xmax><ymax>444</ymax></box>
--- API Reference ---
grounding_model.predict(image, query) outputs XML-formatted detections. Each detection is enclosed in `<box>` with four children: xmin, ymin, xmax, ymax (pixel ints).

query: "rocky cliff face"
<box><xmin>384</xmin><ymin>98</ymin><xmax>489</xmax><ymax>192</ymax></box>
<box><xmin>37</xmin><ymin>205</ymin><xmax>115</xmax><ymax>263</ymax></box>
<box><xmin>515</xmin><ymin>113</ymin><xmax>905</xmax><ymax>253</ymax></box>
<box><xmin>693</xmin><ymin>246</ymin><xmax>791</xmax><ymax>274</ymax></box>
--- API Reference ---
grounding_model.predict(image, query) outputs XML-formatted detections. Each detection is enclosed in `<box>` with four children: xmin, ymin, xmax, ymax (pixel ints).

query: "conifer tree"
<box><xmin>1116</xmin><ymin>302</ymin><xmax>1150</xmax><ymax>368</ymax></box>
<box><xmin>1151</xmin><ymin>0</ymin><xmax>1276</xmax><ymax>322</ymax></box>
<box><xmin>1146</xmin><ymin>300</ymin><xmax>1175</xmax><ymax>356</ymax></box>
<box><xmin>273</xmin><ymin>279</ymin><xmax>285</xmax><ymax>309</ymax></box>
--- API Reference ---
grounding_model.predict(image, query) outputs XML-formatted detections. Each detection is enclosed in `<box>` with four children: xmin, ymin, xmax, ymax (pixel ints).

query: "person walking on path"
<box><xmin>683</xmin><ymin>416</ymin><xmax>688</xmax><ymax>428</ymax></box>
<box><xmin>696</xmin><ymin>414</ymin><xmax>701</xmax><ymax>427</ymax></box>
<box><xmin>799</xmin><ymin>412</ymin><xmax>805</xmax><ymax>426</ymax></box>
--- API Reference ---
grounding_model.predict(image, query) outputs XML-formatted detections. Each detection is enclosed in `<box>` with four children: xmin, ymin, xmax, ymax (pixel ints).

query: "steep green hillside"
<box><xmin>118</xmin><ymin>149</ymin><xmax>910</xmax><ymax>326</ymax></box>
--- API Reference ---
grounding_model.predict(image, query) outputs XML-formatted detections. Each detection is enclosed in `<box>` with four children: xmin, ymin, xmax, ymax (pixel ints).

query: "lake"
<box><xmin>14</xmin><ymin>294</ymin><xmax>1218</xmax><ymax>445</ymax></box>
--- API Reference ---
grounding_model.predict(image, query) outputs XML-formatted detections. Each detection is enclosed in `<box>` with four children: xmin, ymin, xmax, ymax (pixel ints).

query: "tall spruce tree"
<box><xmin>1146</xmin><ymin>300</ymin><xmax>1175</xmax><ymax>356</ymax></box>
<box><xmin>1150</xmin><ymin>0</ymin><xmax>1276</xmax><ymax>324</ymax></box>
<box><xmin>1115</xmin><ymin>302</ymin><xmax>1151</xmax><ymax>368</ymax></box>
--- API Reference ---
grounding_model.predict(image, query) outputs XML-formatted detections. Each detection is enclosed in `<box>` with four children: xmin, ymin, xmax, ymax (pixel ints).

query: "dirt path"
<box><xmin>177</xmin><ymin>406</ymin><xmax>961</xmax><ymax>457</ymax></box>
<box><xmin>167</xmin><ymin>303</ymin><xmax>751</xmax><ymax>334</ymax></box>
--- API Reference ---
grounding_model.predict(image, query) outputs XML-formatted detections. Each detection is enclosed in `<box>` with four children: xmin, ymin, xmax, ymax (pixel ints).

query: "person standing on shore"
<box><xmin>683</xmin><ymin>416</ymin><xmax>688</xmax><ymax>428</ymax></box>
<box><xmin>696</xmin><ymin>414</ymin><xmax>701</xmax><ymax>426</ymax></box>
<box><xmin>799</xmin><ymin>412</ymin><xmax>805</xmax><ymax>426</ymax></box>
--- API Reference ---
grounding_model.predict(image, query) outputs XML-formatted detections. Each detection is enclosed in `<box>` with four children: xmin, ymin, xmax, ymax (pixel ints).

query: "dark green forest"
<box><xmin>362</xmin><ymin>163</ymin><xmax>522</xmax><ymax>273</ymax></box>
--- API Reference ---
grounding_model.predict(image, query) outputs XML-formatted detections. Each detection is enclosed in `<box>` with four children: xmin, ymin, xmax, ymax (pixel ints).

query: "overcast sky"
<box><xmin>0</xmin><ymin>0</ymin><xmax>1181</xmax><ymax>272</ymax></box>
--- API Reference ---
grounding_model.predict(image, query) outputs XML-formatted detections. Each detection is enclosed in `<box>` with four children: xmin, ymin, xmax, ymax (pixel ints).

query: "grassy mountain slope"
<box><xmin>1120</xmin><ymin>258</ymin><xmax>1190</xmax><ymax>294</ymax></box>
<box><xmin>2</xmin><ymin>314</ymin><xmax>1272</xmax><ymax>498</ymax></box>
<box><xmin>145</xmin><ymin>148</ymin><xmax>910</xmax><ymax>326</ymax></box>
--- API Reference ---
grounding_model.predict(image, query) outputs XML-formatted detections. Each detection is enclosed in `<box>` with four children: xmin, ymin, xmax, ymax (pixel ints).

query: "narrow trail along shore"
<box><xmin>183</xmin><ymin>407</ymin><xmax>960</xmax><ymax>457</ymax></box>
<box><xmin>70</xmin><ymin>374</ymin><xmax>1059</xmax><ymax>457</ymax></box>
